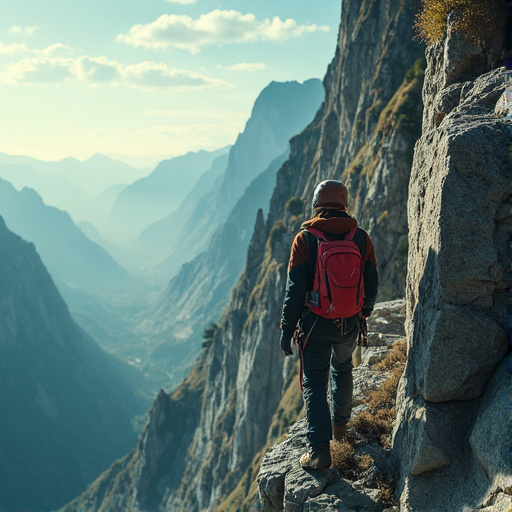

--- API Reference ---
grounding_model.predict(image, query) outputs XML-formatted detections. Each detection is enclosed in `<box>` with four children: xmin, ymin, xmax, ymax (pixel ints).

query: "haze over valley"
<box><xmin>0</xmin><ymin>70</ymin><xmax>330</xmax><ymax>512</ymax></box>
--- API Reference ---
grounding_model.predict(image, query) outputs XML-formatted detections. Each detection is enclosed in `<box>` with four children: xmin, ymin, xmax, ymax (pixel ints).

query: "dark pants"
<box><xmin>301</xmin><ymin>313</ymin><xmax>359</xmax><ymax>446</ymax></box>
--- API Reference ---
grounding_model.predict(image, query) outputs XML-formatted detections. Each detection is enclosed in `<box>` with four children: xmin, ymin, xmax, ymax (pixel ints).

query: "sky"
<box><xmin>0</xmin><ymin>0</ymin><xmax>341</xmax><ymax>165</ymax></box>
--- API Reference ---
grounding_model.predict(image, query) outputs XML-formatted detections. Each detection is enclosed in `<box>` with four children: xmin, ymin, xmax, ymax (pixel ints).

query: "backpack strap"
<box><xmin>344</xmin><ymin>226</ymin><xmax>358</xmax><ymax>241</ymax></box>
<box><xmin>305</xmin><ymin>225</ymin><xmax>358</xmax><ymax>241</ymax></box>
<box><xmin>301</xmin><ymin>229</ymin><xmax>319</xmax><ymax>284</ymax></box>
<box><xmin>303</xmin><ymin>226</ymin><xmax>325</xmax><ymax>240</ymax></box>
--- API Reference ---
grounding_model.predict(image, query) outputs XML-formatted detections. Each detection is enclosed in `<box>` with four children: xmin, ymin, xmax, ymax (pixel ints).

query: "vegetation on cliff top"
<box><xmin>415</xmin><ymin>0</ymin><xmax>508</xmax><ymax>45</ymax></box>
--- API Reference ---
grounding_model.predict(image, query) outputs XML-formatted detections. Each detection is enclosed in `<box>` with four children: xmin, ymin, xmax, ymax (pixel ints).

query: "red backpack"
<box><xmin>304</xmin><ymin>226</ymin><xmax>364</xmax><ymax>318</ymax></box>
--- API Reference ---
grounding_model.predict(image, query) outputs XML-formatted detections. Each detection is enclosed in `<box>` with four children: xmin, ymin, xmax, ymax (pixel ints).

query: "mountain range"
<box><xmin>0</xmin><ymin>216</ymin><xmax>144</xmax><ymax>512</ymax></box>
<box><xmin>0</xmin><ymin>177</ymin><xmax>133</xmax><ymax>292</ymax></box>
<box><xmin>133</xmin><ymin>80</ymin><xmax>324</xmax><ymax>280</ymax></box>
<box><xmin>134</xmin><ymin>79</ymin><xmax>324</xmax><ymax>381</ymax></box>
<box><xmin>103</xmin><ymin>146</ymin><xmax>231</xmax><ymax>244</ymax></box>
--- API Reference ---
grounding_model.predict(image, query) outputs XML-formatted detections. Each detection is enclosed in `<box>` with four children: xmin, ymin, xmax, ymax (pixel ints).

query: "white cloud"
<box><xmin>8</xmin><ymin>25</ymin><xmax>39</xmax><ymax>36</ymax></box>
<box><xmin>116</xmin><ymin>10</ymin><xmax>329</xmax><ymax>52</ymax></box>
<box><xmin>41</xmin><ymin>44</ymin><xmax>74</xmax><ymax>57</ymax></box>
<box><xmin>0</xmin><ymin>42</ymin><xmax>31</xmax><ymax>55</ymax></box>
<box><xmin>166</xmin><ymin>0</ymin><xmax>196</xmax><ymax>3</ymax></box>
<box><xmin>0</xmin><ymin>52</ymin><xmax>229</xmax><ymax>90</ymax></box>
<box><xmin>75</xmin><ymin>55</ymin><xmax>123</xmax><ymax>83</ymax></box>
<box><xmin>123</xmin><ymin>61</ymin><xmax>228</xmax><ymax>89</ymax></box>
<box><xmin>0</xmin><ymin>42</ymin><xmax>71</xmax><ymax>57</ymax></box>
<box><xmin>1</xmin><ymin>56</ymin><xmax>74</xmax><ymax>83</ymax></box>
<box><xmin>217</xmin><ymin>62</ymin><xmax>266</xmax><ymax>73</ymax></box>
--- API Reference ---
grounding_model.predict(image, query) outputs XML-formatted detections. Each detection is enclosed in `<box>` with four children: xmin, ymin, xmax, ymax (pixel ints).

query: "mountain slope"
<box><xmin>0</xmin><ymin>216</ymin><xmax>143</xmax><ymax>512</ymax></box>
<box><xmin>0</xmin><ymin>178</ymin><xmax>133</xmax><ymax>291</ymax></box>
<box><xmin>141</xmin><ymin>151</ymin><xmax>288</xmax><ymax>378</ymax></box>
<box><xmin>103</xmin><ymin>147</ymin><xmax>230</xmax><ymax>243</ymax></box>
<box><xmin>152</xmin><ymin>79</ymin><xmax>324</xmax><ymax>278</ymax></box>
<box><xmin>136</xmin><ymin>151</ymin><xmax>230</xmax><ymax>274</ymax></box>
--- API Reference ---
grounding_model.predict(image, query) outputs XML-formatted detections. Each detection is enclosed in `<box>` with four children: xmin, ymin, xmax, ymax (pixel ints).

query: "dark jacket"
<box><xmin>280</xmin><ymin>209</ymin><xmax>378</xmax><ymax>337</ymax></box>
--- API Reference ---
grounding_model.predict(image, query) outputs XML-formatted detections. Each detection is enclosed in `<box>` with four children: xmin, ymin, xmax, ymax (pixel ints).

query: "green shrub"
<box><xmin>202</xmin><ymin>323</ymin><xmax>218</xmax><ymax>348</ymax></box>
<box><xmin>285</xmin><ymin>197</ymin><xmax>304</xmax><ymax>217</ymax></box>
<box><xmin>415</xmin><ymin>0</ymin><xmax>507</xmax><ymax>45</ymax></box>
<box><xmin>268</xmin><ymin>221</ymin><xmax>286</xmax><ymax>250</ymax></box>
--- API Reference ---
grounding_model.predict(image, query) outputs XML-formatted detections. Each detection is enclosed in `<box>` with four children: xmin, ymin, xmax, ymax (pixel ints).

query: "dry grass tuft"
<box><xmin>377</xmin><ymin>475</ymin><xmax>398</xmax><ymax>507</ymax></box>
<box><xmin>415</xmin><ymin>0</ymin><xmax>507</xmax><ymax>45</ymax></box>
<box><xmin>332</xmin><ymin>342</ymin><xmax>408</xmax><ymax>481</ymax></box>
<box><xmin>351</xmin><ymin>409</ymin><xmax>395</xmax><ymax>446</ymax></box>
<box><xmin>351</xmin><ymin>363</ymin><xmax>404</xmax><ymax>447</ymax></box>
<box><xmin>375</xmin><ymin>340</ymin><xmax>407</xmax><ymax>371</ymax></box>
<box><xmin>331</xmin><ymin>438</ymin><xmax>374</xmax><ymax>480</ymax></box>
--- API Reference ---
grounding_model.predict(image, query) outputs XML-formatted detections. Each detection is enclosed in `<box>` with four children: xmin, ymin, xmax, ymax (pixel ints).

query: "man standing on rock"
<box><xmin>279</xmin><ymin>180</ymin><xmax>378</xmax><ymax>469</ymax></box>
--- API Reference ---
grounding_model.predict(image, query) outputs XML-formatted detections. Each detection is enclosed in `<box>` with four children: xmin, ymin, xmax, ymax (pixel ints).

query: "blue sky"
<box><xmin>0</xmin><ymin>0</ymin><xmax>341</xmax><ymax>164</ymax></box>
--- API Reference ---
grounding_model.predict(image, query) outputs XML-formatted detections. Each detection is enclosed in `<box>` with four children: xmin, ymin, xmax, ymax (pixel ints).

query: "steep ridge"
<box><xmin>0</xmin><ymin>216</ymin><xmax>144</xmax><ymax>512</ymax></box>
<box><xmin>135</xmin><ymin>152</ymin><xmax>230</xmax><ymax>274</ymax></box>
<box><xmin>0</xmin><ymin>178</ymin><xmax>133</xmax><ymax>292</ymax></box>
<box><xmin>392</xmin><ymin>12</ymin><xmax>512</xmax><ymax>512</ymax></box>
<box><xmin>147</xmin><ymin>79</ymin><xmax>324</xmax><ymax>279</ymax></box>
<box><xmin>139</xmin><ymin>151</ymin><xmax>288</xmax><ymax>381</ymax></box>
<box><xmin>104</xmin><ymin>147</ymin><xmax>229</xmax><ymax>244</ymax></box>
<box><xmin>65</xmin><ymin>2</ymin><xmax>424</xmax><ymax>511</ymax></box>
<box><xmin>132</xmin><ymin>80</ymin><xmax>324</xmax><ymax>383</ymax></box>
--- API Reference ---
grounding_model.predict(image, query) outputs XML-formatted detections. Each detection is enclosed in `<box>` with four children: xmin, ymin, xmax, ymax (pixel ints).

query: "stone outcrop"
<box><xmin>392</xmin><ymin>15</ymin><xmax>512</xmax><ymax>512</ymax></box>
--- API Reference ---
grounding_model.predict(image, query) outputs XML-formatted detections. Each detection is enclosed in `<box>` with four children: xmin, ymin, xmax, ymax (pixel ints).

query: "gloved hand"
<box><xmin>361</xmin><ymin>308</ymin><xmax>372</xmax><ymax>319</ymax></box>
<box><xmin>280</xmin><ymin>330</ymin><xmax>293</xmax><ymax>356</ymax></box>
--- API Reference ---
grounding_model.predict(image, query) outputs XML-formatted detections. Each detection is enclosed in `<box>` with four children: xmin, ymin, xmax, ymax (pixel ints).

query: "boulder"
<box><xmin>394</xmin><ymin>15</ymin><xmax>512</xmax><ymax>512</ymax></box>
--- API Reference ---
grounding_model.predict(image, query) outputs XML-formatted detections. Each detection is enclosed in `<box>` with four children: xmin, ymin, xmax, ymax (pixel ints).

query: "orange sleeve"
<box><xmin>288</xmin><ymin>231</ymin><xmax>309</xmax><ymax>270</ymax></box>
<box><xmin>364</xmin><ymin>232</ymin><xmax>378</xmax><ymax>268</ymax></box>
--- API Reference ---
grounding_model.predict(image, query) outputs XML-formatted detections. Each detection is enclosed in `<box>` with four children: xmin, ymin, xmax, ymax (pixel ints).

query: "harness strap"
<box><xmin>358</xmin><ymin>317</ymin><xmax>368</xmax><ymax>347</ymax></box>
<box><xmin>296</xmin><ymin>316</ymin><xmax>319</xmax><ymax>392</ymax></box>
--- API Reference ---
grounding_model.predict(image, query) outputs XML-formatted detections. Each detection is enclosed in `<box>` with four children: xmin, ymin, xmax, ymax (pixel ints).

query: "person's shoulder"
<box><xmin>355</xmin><ymin>226</ymin><xmax>372</xmax><ymax>241</ymax></box>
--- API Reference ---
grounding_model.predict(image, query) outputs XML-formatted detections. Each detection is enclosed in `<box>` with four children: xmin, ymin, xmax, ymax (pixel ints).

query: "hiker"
<box><xmin>279</xmin><ymin>179</ymin><xmax>378</xmax><ymax>470</ymax></box>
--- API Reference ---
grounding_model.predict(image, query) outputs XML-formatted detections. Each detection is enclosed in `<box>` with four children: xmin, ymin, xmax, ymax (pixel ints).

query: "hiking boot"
<box><xmin>333</xmin><ymin>424</ymin><xmax>347</xmax><ymax>442</ymax></box>
<box><xmin>300</xmin><ymin>442</ymin><xmax>332</xmax><ymax>469</ymax></box>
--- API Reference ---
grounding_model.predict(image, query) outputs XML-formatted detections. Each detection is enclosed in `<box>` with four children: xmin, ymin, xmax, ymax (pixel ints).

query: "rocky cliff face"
<box><xmin>268</xmin><ymin>0</ymin><xmax>423</xmax><ymax>299</ymax></box>
<box><xmin>66</xmin><ymin>1</ymin><xmax>425</xmax><ymax>511</ymax></box>
<box><xmin>392</xmin><ymin>15</ymin><xmax>512</xmax><ymax>512</ymax></box>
